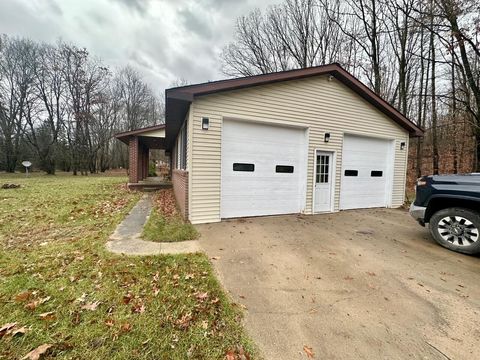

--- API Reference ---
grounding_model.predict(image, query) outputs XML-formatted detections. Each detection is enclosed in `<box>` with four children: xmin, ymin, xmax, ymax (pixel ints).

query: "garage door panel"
<box><xmin>340</xmin><ymin>135</ymin><xmax>392</xmax><ymax>210</ymax></box>
<box><xmin>221</xmin><ymin>120</ymin><xmax>306</xmax><ymax>218</ymax></box>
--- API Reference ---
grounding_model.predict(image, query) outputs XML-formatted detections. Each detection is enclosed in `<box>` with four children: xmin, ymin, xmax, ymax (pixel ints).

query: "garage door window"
<box><xmin>316</xmin><ymin>155</ymin><xmax>329</xmax><ymax>183</ymax></box>
<box><xmin>233</xmin><ymin>163</ymin><xmax>255</xmax><ymax>172</ymax></box>
<box><xmin>344</xmin><ymin>170</ymin><xmax>358</xmax><ymax>176</ymax></box>
<box><xmin>371</xmin><ymin>171</ymin><xmax>383</xmax><ymax>177</ymax></box>
<box><xmin>276</xmin><ymin>165</ymin><xmax>294</xmax><ymax>173</ymax></box>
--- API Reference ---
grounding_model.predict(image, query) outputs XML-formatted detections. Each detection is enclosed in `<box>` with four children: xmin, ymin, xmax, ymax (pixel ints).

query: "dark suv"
<box><xmin>410</xmin><ymin>174</ymin><xmax>480</xmax><ymax>254</ymax></box>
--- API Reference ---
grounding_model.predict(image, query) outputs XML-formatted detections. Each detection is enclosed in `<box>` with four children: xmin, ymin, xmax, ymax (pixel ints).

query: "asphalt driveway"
<box><xmin>197</xmin><ymin>208</ymin><xmax>480</xmax><ymax>360</ymax></box>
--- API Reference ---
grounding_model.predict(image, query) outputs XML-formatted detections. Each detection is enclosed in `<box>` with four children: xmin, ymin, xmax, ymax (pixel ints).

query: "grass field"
<box><xmin>0</xmin><ymin>173</ymin><xmax>255</xmax><ymax>359</ymax></box>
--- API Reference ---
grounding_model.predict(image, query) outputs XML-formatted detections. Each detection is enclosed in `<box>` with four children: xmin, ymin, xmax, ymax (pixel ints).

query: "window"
<box><xmin>233</xmin><ymin>163</ymin><xmax>255</xmax><ymax>172</ymax></box>
<box><xmin>371</xmin><ymin>171</ymin><xmax>383</xmax><ymax>177</ymax></box>
<box><xmin>276</xmin><ymin>165</ymin><xmax>294</xmax><ymax>173</ymax></box>
<box><xmin>316</xmin><ymin>155</ymin><xmax>330</xmax><ymax>183</ymax></box>
<box><xmin>175</xmin><ymin>122</ymin><xmax>187</xmax><ymax>170</ymax></box>
<box><xmin>344</xmin><ymin>170</ymin><xmax>358</xmax><ymax>176</ymax></box>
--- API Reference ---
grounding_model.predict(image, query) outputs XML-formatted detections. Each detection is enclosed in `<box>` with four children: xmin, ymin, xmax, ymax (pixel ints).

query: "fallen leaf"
<box><xmin>81</xmin><ymin>301</ymin><xmax>100</xmax><ymax>311</ymax></box>
<box><xmin>303</xmin><ymin>345</ymin><xmax>314</xmax><ymax>358</ymax></box>
<box><xmin>75</xmin><ymin>293</ymin><xmax>88</xmax><ymax>303</ymax></box>
<box><xmin>22</xmin><ymin>344</ymin><xmax>52</xmax><ymax>360</ymax></box>
<box><xmin>12</xmin><ymin>326</ymin><xmax>27</xmax><ymax>336</ymax></box>
<box><xmin>39</xmin><ymin>311</ymin><xmax>56</xmax><ymax>321</ymax></box>
<box><xmin>131</xmin><ymin>303</ymin><xmax>145</xmax><ymax>314</ymax></box>
<box><xmin>225</xmin><ymin>346</ymin><xmax>250</xmax><ymax>360</ymax></box>
<box><xmin>15</xmin><ymin>291</ymin><xmax>32</xmax><ymax>302</ymax></box>
<box><xmin>122</xmin><ymin>292</ymin><xmax>133</xmax><ymax>305</ymax></box>
<box><xmin>0</xmin><ymin>322</ymin><xmax>17</xmax><ymax>338</ymax></box>
<box><xmin>195</xmin><ymin>292</ymin><xmax>208</xmax><ymax>301</ymax></box>
<box><xmin>105</xmin><ymin>319</ymin><xmax>115</xmax><ymax>327</ymax></box>
<box><xmin>121</xmin><ymin>323</ymin><xmax>132</xmax><ymax>332</ymax></box>
<box><xmin>176</xmin><ymin>313</ymin><xmax>193</xmax><ymax>330</ymax></box>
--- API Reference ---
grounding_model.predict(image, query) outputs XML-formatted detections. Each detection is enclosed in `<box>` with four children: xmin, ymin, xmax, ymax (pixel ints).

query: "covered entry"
<box><xmin>115</xmin><ymin>124</ymin><xmax>168</xmax><ymax>189</ymax></box>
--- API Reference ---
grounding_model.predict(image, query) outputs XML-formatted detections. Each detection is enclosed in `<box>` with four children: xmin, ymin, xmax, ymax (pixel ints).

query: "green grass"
<box><xmin>142</xmin><ymin>210</ymin><xmax>199</xmax><ymax>242</ymax></box>
<box><xmin>0</xmin><ymin>172</ymin><xmax>255</xmax><ymax>359</ymax></box>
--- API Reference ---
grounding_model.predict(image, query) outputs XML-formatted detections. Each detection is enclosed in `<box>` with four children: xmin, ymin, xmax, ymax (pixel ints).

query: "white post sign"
<box><xmin>22</xmin><ymin>161</ymin><xmax>32</xmax><ymax>177</ymax></box>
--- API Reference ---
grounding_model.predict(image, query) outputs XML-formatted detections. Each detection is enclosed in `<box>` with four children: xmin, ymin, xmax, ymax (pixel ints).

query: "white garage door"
<box><xmin>221</xmin><ymin>120</ymin><xmax>307</xmax><ymax>218</ymax></box>
<box><xmin>340</xmin><ymin>134</ymin><xmax>393</xmax><ymax>210</ymax></box>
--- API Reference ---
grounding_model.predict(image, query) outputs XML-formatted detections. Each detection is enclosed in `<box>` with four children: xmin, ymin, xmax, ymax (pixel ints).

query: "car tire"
<box><xmin>429</xmin><ymin>207</ymin><xmax>480</xmax><ymax>255</ymax></box>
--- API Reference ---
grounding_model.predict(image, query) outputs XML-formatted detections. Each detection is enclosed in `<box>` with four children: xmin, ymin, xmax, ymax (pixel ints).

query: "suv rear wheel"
<box><xmin>429</xmin><ymin>207</ymin><xmax>480</xmax><ymax>255</ymax></box>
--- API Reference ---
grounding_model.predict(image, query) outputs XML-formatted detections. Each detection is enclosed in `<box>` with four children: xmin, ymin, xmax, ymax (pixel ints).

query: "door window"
<box><xmin>233</xmin><ymin>163</ymin><xmax>255</xmax><ymax>172</ymax></box>
<box><xmin>344</xmin><ymin>170</ymin><xmax>358</xmax><ymax>176</ymax></box>
<box><xmin>276</xmin><ymin>165</ymin><xmax>294</xmax><ymax>173</ymax></box>
<box><xmin>316</xmin><ymin>155</ymin><xmax>330</xmax><ymax>183</ymax></box>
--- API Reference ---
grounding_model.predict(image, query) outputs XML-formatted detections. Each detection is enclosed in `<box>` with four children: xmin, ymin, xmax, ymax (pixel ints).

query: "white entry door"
<box><xmin>314</xmin><ymin>152</ymin><xmax>333</xmax><ymax>212</ymax></box>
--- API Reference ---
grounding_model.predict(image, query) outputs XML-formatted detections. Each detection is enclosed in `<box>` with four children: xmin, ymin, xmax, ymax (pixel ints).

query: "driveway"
<box><xmin>197</xmin><ymin>208</ymin><xmax>480</xmax><ymax>360</ymax></box>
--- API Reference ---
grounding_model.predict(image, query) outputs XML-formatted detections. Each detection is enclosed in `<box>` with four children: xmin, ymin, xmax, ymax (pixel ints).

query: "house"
<box><xmin>120</xmin><ymin>63</ymin><xmax>423</xmax><ymax>224</ymax></box>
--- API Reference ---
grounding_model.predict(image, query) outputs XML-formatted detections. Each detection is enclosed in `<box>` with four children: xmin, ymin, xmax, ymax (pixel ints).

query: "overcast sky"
<box><xmin>0</xmin><ymin>0</ymin><xmax>279</xmax><ymax>92</ymax></box>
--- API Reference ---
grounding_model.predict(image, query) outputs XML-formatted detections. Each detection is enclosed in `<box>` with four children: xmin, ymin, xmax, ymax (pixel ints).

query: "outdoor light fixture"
<box><xmin>202</xmin><ymin>117</ymin><xmax>209</xmax><ymax>130</ymax></box>
<box><xmin>324</xmin><ymin>133</ymin><xmax>331</xmax><ymax>143</ymax></box>
<box><xmin>400</xmin><ymin>141</ymin><xmax>406</xmax><ymax>150</ymax></box>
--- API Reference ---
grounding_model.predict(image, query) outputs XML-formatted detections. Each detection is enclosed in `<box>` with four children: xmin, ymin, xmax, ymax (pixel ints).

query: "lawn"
<box><xmin>0</xmin><ymin>173</ymin><xmax>255</xmax><ymax>359</ymax></box>
<box><xmin>142</xmin><ymin>190</ymin><xmax>199</xmax><ymax>242</ymax></box>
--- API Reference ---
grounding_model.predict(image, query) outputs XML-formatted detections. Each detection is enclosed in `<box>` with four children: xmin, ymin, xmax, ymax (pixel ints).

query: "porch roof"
<box><xmin>115</xmin><ymin>124</ymin><xmax>166</xmax><ymax>149</ymax></box>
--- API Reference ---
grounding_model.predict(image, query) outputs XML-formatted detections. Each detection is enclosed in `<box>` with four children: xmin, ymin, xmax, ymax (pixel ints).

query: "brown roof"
<box><xmin>115</xmin><ymin>124</ymin><xmax>166</xmax><ymax>149</ymax></box>
<box><xmin>115</xmin><ymin>124</ymin><xmax>165</xmax><ymax>140</ymax></box>
<box><xmin>165</xmin><ymin>63</ymin><xmax>423</xmax><ymax>148</ymax></box>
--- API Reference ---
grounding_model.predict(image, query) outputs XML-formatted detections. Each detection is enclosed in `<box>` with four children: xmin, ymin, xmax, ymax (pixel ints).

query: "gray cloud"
<box><xmin>177</xmin><ymin>7</ymin><xmax>213</xmax><ymax>40</ymax></box>
<box><xmin>0</xmin><ymin>0</ymin><xmax>280</xmax><ymax>92</ymax></box>
<box><xmin>46</xmin><ymin>0</ymin><xmax>63</xmax><ymax>16</ymax></box>
<box><xmin>110</xmin><ymin>0</ymin><xmax>149</xmax><ymax>15</ymax></box>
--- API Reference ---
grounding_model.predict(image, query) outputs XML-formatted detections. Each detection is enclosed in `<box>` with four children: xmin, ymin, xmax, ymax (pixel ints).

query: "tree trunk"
<box><xmin>430</xmin><ymin>3</ymin><xmax>439</xmax><ymax>175</ymax></box>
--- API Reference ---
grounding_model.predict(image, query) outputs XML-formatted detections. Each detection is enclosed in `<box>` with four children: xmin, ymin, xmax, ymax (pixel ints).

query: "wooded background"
<box><xmin>1</xmin><ymin>0</ymin><xmax>479</xmax><ymax>181</ymax></box>
<box><xmin>0</xmin><ymin>37</ymin><xmax>163</xmax><ymax>175</ymax></box>
<box><xmin>221</xmin><ymin>0</ymin><xmax>480</xmax><ymax>181</ymax></box>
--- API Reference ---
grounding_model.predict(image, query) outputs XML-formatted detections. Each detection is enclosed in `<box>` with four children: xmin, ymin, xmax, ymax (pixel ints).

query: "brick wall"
<box><xmin>128</xmin><ymin>137</ymin><xmax>139</xmax><ymax>183</ymax></box>
<box><xmin>172</xmin><ymin>169</ymin><xmax>189</xmax><ymax>219</ymax></box>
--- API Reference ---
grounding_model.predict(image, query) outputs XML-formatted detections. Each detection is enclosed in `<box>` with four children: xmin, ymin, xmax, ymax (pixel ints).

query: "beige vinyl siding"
<box><xmin>189</xmin><ymin>75</ymin><xmax>409</xmax><ymax>224</ymax></box>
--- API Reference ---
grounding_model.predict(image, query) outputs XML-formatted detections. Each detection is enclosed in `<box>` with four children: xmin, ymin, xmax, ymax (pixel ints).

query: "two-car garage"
<box><xmin>166</xmin><ymin>64</ymin><xmax>422</xmax><ymax>224</ymax></box>
<box><xmin>220</xmin><ymin>119</ymin><xmax>396</xmax><ymax>219</ymax></box>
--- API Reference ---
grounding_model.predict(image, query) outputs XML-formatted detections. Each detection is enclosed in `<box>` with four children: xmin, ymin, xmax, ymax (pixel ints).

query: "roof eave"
<box><xmin>164</xmin><ymin>63</ymin><xmax>424</xmax><ymax>148</ymax></box>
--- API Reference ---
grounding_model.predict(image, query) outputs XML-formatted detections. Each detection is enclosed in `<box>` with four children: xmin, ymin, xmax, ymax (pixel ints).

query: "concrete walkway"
<box><xmin>106</xmin><ymin>194</ymin><xmax>202</xmax><ymax>255</ymax></box>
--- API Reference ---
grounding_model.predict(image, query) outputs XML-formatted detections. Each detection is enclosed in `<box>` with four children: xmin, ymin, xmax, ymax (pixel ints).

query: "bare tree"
<box><xmin>21</xmin><ymin>43</ymin><xmax>67</xmax><ymax>174</ymax></box>
<box><xmin>222</xmin><ymin>0</ymin><xmax>349</xmax><ymax>76</ymax></box>
<box><xmin>117</xmin><ymin>66</ymin><xmax>156</xmax><ymax>131</ymax></box>
<box><xmin>436</xmin><ymin>0</ymin><xmax>480</xmax><ymax>171</ymax></box>
<box><xmin>0</xmin><ymin>36</ymin><xmax>36</xmax><ymax>172</ymax></box>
